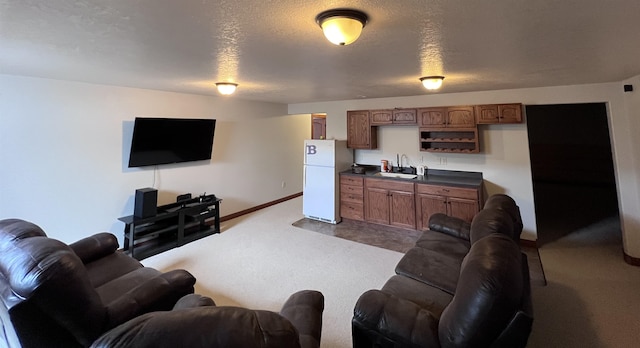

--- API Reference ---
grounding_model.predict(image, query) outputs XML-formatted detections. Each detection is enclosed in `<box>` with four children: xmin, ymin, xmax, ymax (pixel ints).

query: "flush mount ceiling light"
<box><xmin>215</xmin><ymin>82</ymin><xmax>238</xmax><ymax>95</ymax></box>
<box><xmin>419</xmin><ymin>76</ymin><xmax>445</xmax><ymax>90</ymax></box>
<box><xmin>315</xmin><ymin>9</ymin><xmax>368</xmax><ymax>46</ymax></box>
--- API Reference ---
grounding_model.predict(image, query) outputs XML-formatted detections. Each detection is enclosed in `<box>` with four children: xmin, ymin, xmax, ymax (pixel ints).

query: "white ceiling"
<box><xmin>2</xmin><ymin>0</ymin><xmax>639</xmax><ymax>104</ymax></box>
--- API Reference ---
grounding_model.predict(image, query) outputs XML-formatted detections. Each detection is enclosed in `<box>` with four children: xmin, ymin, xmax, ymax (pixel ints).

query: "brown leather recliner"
<box><xmin>0</xmin><ymin>219</ymin><xmax>197</xmax><ymax>348</ymax></box>
<box><xmin>91</xmin><ymin>290</ymin><xmax>325</xmax><ymax>348</ymax></box>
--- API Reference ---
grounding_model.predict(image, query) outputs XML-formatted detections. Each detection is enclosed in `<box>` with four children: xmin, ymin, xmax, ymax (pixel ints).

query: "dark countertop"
<box><xmin>341</xmin><ymin>166</ymin><xmax>483</xmax><ymax>189</ymax></box>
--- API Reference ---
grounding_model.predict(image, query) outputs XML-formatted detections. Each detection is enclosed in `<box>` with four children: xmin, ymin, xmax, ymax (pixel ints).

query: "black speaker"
<box><xmin>134</xmin><ymin>188</ymin><xmax>157</xmax><ymax>218</ymax></box>
<box><xmin>624</xmin><ymin>84</ymin><xmax>633</xmax><ymax>92</ymax></box>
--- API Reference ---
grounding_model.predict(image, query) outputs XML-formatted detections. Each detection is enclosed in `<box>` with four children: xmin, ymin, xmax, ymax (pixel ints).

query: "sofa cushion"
<box><xmin>395</xmin><ymin>232</ymin><xmax>470</xmax><ymax>294</ymax></box>
<box><xmin>95</xmin><ymin>267</ymin><xmax>161</xmax><ymax>305</ymax></box>
<box><xmin>394</xmin><ymin>247</ymin><xmax>462</xmax><ymax>295</ymax></box>
<box><xmin>381</xmin><ymin>275</ymin><xmax>453</xmax><ymax>317</ymax></box>
<box><xmin>438</xmin><ymin>233</ymin><xmax>523</xmax><ymax>348</ymax></box>
<box><xmin>84</xmin><ymin>251</ymin><xmax>143</xmax><ymax>288</ymax></box>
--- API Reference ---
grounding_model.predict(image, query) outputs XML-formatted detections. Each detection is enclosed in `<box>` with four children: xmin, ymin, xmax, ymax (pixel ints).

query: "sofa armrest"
<box><xmin>428</xmin><ymin>213</ymin><xmax>471</xmax><ymax>241</ymax></box>
<box><xmin>104</xmin><ymin>269</ymin><xmax>196</xmax><ymax>326</ymax></box>
<box><xmin>352</xmin><ymin>290</ymin><xmax>440</xmax><ymax>348</ymax></box>
<box><xmin>69</xmin><ymin>233</ymin><xmax>119</xmax><ymax>264</ymax></box>
<box><xmin>279</xmin><ymin>290</ymin><xmax>324</xmax><ymax>348</ymax></box>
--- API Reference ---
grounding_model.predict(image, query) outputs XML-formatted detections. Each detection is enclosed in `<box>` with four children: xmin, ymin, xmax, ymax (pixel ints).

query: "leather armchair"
<box><xmin>0</xmin><ymin>219</ymin><xmax>197</xmax><ymax>348</ymax></box>
<box><xmin>91</xmin><ymin>290</ymin><xmax>325</xmax><ymax>348</ymax></box>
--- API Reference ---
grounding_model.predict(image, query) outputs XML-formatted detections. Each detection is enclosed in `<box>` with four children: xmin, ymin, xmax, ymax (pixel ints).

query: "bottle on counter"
<box><xmin>381</xmin><ymin>160</ymin><xmax>389</xmax><ymax>172</ymax></box>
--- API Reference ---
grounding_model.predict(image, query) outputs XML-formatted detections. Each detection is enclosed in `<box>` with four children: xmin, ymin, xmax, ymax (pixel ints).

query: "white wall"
<box><xmin>0</xmin><ymin>75</ymin><xmax>310</xmax><ymax>245</ymax></box>
<box><xmin>289</xmin><ymin>82</ymin><xmax>640</xmax><ymax>258</ymax></box>
<box><xmin>620</xmin><ymin>75</ymin><xmax>640</xmax><ymax>257</ymax></box>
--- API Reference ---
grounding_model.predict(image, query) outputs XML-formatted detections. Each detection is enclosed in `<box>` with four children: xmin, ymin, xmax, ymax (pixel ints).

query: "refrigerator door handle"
<box><xmin>303</xmin><ymin>165</ymin><xmax>307</xmax><ymax>189</ymax></box>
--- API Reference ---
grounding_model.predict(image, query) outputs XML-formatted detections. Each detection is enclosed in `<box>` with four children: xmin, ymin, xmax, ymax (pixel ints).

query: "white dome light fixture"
<box><xmin>419</xmin><ymin>76</ymin><xmax>445</xmax><ymax>90</ymax></box>
<box><xmin>316</xmin><ymin>9</ymin><xmax>368</xmax><ymax>46</ymax></box>
<box><xmin>215</xmin><ymin>82</ymin><xmax>238</xmax><ymax>95</ymax></box>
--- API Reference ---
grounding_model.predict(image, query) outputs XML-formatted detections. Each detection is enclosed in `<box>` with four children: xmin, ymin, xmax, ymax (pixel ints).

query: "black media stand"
<box><xmin>118</xmin><ymin>194</ymin><xmax>221</xmax><ymax>260</ymax></box>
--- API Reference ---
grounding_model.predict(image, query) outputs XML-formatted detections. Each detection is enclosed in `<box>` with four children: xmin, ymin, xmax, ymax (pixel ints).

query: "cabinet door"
<box><xmin>446</xmin><ymin>106</ymin><xmax>476</xmax><ymax>127</ymax></box>
<box><xmin>392</xmin><ymin>109</ymin><xmax>417</xmax><ymax>124</ymax></box>
<box><xmin>389</xmin><ymin>190</ymin><xmax>416</xmax><ymax>229</ymax></box>
<box><xmin>448</xmin><ymin>197</ymin><xmax>479</xmax><ymax>223</ymax></box>
<box><xmin>347</xmin><ymin>111</ymin><xmax>376</xmax><ymax>149</ymax></box>
<box><xmin>475</xmin><ymin>104</ymin><xmax>500</xmax><ymax>124</ymax></box>
<box><xmin>498</xmin><ymin>104</ymin><xmax>523</xmax><ymax>123</ymax></box>
<box><xmin>415</xmin><ymin>193</ymin><xmax>448</xmax><ymax>232</ymax></box>
<box><xmin>417</xmin><ymin>107</ymin><xmax>446</xmax><ymax>127</ymax></box>
<box><xmin>370</xmin><ymin>109</ymin><xmax>393</xmax><ymax>125</ymax></box>
<box><xmin>365</xmin><ymin>187</ymin><xmax>390</xmax><ymax>224</ymax></box>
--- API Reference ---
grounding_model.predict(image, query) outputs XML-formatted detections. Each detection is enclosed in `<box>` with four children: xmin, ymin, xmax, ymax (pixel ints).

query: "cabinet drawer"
<box><xmin>341</xmin><ymin>184</ymin><xmax>364</xmax><ymax>196</ymax></box>
<box><xmin>340</xmin><ymin>176</ymin><xmax>364</xmax><ymax>186</ymax></box>
<box><xmin>365</xmin><ymin>178</ymin><xmax>414</xmax><ymax>192</ymax></box>
<box><xmin>341</xmin><ymin>202</ymin><xmax>364</xmax><ymax>220</ymax></box>
<box><xmin>341</xmin><ymin>191</ymin><xmax>364</xmax><ymax>203</ymax></box>
<box><xmin>415</xmin><ymin>184</ymin><xmax>478</xmax><ymax>200</ymax></box>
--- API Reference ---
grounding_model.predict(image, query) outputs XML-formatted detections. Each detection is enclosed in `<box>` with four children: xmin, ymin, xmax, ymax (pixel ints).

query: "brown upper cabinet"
<box><xmin>417</xmin><ymin>106</ymin><xmax>476</xmax><ymax>127</ymax></box>
<box><xmin>347</xmin><ymin>110</ymin><xmax>378</xmax><ymax>149</ymax></box>
<box><xmin>370</xmin><ymin>109</ymin><xmax>417</xmax><ymax>125</ymax></box>
<box><xmin>475</xmin><ymin>103</ymin><xmax>523</xmax><ymax>124</ymax></box>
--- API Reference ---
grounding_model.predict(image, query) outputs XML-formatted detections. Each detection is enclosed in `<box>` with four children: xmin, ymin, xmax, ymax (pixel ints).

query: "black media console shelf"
<box><xmin>118</xmin><ymin>195</ymin><xmax>221</xmax><ymax>260</ymax></box>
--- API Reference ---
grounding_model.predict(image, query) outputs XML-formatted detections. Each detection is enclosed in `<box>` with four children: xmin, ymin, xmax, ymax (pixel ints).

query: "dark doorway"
<box><xmin>526</xmin><ymin>103</ymin><xmax>620</xmax><ymax>246</ymax></box>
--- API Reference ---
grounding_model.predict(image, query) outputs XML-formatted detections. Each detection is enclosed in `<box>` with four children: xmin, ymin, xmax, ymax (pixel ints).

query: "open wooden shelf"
<box><xmin>419</xmin><ymin>127</ymin><xmax>479</xmax><ymax>153</ymax></box>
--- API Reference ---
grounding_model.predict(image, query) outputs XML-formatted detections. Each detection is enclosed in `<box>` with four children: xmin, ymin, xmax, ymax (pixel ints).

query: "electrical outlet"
<box><xmin>281</xmin><ymin>181</ymin><xmax>286</xmax><ymax>188</ymax></box>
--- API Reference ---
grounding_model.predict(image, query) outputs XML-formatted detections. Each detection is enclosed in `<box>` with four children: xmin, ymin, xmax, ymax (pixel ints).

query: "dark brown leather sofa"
<box><xmin>352</xmin><ymin>194</ymin><xmax>533</xmax><ymax>347</ymax></box>
<box><xmin>0</xmin><ymin>218</ymin><xmax>196</xmax><ymax>348</ymax></box>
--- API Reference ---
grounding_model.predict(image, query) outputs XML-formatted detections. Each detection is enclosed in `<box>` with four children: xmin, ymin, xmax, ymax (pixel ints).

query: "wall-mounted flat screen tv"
<box><xmin>128</xmin><ymin>117</ymin><xmax>216</xmax><ymax>167</ymax></box>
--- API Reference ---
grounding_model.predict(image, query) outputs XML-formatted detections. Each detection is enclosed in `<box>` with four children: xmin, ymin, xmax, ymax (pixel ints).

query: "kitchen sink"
<box><xmin>375</xmin><ymin>172</ymin><xmax>418</xmax><ymax>179</ymax></box>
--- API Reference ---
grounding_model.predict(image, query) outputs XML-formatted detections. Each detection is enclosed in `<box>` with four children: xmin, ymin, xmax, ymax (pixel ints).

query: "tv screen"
<box><xmin>128</xmin><ymin>117</ymin><xmax>216</xmax><ymax>167</ymax></box>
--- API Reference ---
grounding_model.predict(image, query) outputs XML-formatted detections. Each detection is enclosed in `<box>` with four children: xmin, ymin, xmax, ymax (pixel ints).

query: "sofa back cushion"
<box><xmin>91</xmin><ymin>307</ymin><xmax>302</xmax><ymax>348</ymax></box>
<box><xmin>469</xmin><ymin>208</ymin><xmax>515</xmax><ymax>245</ymax></box>
<box><xmin>0</xmin><ymin>219</ymin><xmax>47</xmax><ymax>246</ymax></box>
<box><xmin>438</xmin><ymin>234</ymin><xmax>523</xmax><ymax>348</ymax></box>
<box><xmin>483</xmin><ymin>194</ymin><xmax>524</xmax><ymax>240</ymax></box>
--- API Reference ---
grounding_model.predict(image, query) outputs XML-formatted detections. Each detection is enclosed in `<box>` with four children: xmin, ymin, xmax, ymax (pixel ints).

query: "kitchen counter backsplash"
<box><xmin>343</xmin><ymin>165</ymin><xmax>483</xmax><ymax>188</ymax></box>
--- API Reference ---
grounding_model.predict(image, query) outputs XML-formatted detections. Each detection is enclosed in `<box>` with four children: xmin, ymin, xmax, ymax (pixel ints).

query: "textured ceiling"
<box><xmin>2</xmin><ymin>0</ymin><xmax>639</xmax><ymax>104</ymax></box>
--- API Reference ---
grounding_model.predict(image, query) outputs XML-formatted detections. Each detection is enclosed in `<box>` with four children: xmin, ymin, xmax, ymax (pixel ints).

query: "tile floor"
<box><xmin>292</xmin><ymin>217</ymin><xmax>546</xmax><ymax>286</ymax></box>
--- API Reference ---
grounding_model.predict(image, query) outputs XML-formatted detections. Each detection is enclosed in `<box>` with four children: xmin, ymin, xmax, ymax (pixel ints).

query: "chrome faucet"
<box><xmin>401</xmin><ymin>154</ymin><xmax>409</xmax><ymax>169</ymax></box>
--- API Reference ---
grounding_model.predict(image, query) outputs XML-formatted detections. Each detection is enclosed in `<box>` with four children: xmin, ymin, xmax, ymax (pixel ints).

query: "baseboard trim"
<box><xmin>623</xmin><ymin>251</ymin><xmax>640</xmax><ymax>266</ymax></box>
<box><xmin>219</xmin><ymin>192</ymin><xmax>303</xmax><ymax>223</ymax></box>
<box><xmin>520</xmin><ymin>239</ymin><xmax>538</xmax><ymax>249</ymax></box>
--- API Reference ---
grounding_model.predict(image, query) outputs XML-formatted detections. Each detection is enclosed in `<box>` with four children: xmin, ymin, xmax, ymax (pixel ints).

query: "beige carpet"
<box><xmin>528</xmin><ymin>216</ymin><xmax>640</xmax><ymax>347</ymax></box>
<box><xmin>143</xmin><ymin>197</ymin><xmax>402</xmax><ymax>348</ymax></box>
<box><xmin>143</xmin><ymin>197</ymin><xmax>640</xmax><ymax>347</ymax></box>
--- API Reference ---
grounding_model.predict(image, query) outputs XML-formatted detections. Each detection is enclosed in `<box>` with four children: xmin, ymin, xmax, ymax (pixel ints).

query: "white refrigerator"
<box><xmin>303</xmin><ymin>139</ymin><xmax>353</xmax><ymax>224</ymax></box>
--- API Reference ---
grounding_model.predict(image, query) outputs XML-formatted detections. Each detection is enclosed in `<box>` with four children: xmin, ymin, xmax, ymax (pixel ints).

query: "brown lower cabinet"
<box><xmin>415</xmin><ymin>183</ymin><xmax>480</xmax><ymax>231</ymax></box>
<box><xmin>364</xmin><ymin>178</ymin><xmax>416</xmax><ymax>230</ymax></box>
<box><xmin>340</xmin><ymin>174</ymin><xmax>481</xmax><ymax>231</ymax></box>
<box><xmin>340</xmin><ymin>176</ymin><xmax>364</xmax><ymax>221</ymax></box>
